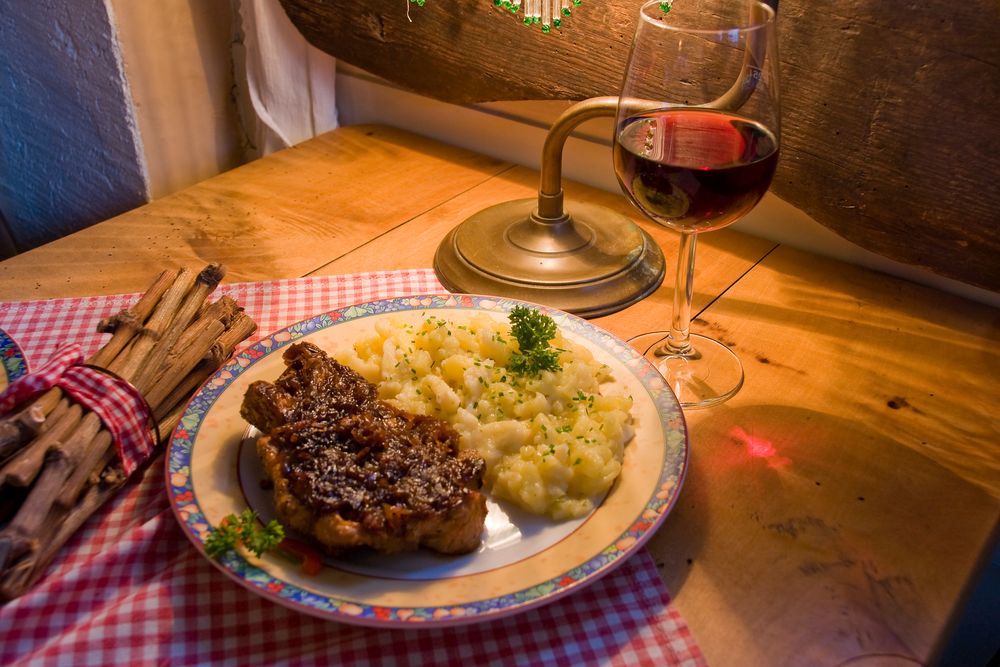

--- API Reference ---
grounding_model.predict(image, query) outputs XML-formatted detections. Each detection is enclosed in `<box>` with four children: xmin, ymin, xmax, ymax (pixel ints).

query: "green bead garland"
<box><xmin>407</xmin><ymin>1</ymin><xmax>671</xmax><ymax>31</ymax></box>
<box><xmin>408</xmin><ymin>0</ymin><xmax>588</xmax><ymax>33</ymax></box>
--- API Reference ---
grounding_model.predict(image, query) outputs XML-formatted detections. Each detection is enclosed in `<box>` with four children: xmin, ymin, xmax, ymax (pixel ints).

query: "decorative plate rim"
<box><xmin>0</xmin><ymin>326</ymin><xmax>29</xmax><ymax>387</ymax></box>
<box><xmin>166</xmin><ymin>294</ymin><xmax>688</xmax><ymax>628</ymax></box>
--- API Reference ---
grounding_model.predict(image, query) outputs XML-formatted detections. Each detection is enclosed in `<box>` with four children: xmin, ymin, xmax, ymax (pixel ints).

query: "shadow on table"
<box><xmin>645</xmin><ymin>403</ymin><xmax>996</xmax><ymax>664</ymax></box>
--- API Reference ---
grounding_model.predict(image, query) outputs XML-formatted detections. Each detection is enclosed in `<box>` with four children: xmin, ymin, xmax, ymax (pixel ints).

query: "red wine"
<box><xmin>614</xmin><ymin>109</ymin><xmax>778</xmax><ymax>233</ymax></box>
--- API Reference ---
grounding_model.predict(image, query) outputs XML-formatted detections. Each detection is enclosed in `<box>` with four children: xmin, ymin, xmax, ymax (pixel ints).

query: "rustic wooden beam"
<box><xmin>280</xmin><ymin>0</ymin><xmax>1000</xmax><ymax>292</ymax></box>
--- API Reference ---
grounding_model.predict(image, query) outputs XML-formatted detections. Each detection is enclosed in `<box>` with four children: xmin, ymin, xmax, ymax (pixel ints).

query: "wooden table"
<box><xmin>2</xmin><ymin>125</ymin><xmax>997</xmax><ymax>666</ymax></box>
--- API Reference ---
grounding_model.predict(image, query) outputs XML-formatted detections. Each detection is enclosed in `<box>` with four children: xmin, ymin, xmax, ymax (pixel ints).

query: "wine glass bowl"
<box><xmin>614</xmin><ymin>0</ymin><xmax>780</xmax><ymax>408</ymax></box>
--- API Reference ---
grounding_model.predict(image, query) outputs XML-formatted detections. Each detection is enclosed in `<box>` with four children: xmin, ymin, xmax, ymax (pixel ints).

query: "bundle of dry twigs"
<box><xmin>0</xmin><ymin>264</ymin><xmax>256</xmax><ymax>600</ymax></box>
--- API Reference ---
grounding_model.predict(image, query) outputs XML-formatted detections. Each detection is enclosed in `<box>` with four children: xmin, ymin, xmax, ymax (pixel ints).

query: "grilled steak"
<box><xmin>240</xmin><ymin>341</ymin><xmax>487</xmax><ymax>555</ymax></box>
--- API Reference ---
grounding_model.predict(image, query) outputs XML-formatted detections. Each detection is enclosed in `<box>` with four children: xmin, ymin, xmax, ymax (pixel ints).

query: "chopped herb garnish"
<box><xmin>507</xmin><ymin>306</ymin><xmax>562</xmax><ymax>377</ymax></box>
<box><xmin>205</xmin><ymin>509</ymin><xmax>284</xmax><ymax>559</ymax></box>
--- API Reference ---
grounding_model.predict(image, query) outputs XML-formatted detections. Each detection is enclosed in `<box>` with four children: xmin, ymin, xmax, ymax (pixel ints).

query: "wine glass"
<box><xmin>613</xmin><ymin>0</ymin><xmax>780</xmax><ymax>409</ymax></box>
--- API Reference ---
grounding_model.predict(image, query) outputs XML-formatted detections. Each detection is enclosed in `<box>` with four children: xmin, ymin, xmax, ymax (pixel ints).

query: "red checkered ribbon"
<box><xmin>0</xmin><ymin>343</ymin><xmax>154</xmax><ymax>476</ymax></box>
<box><xmin>0</xmin><ymin>342</ymin><xmax>79</xmax><ymax>414</ymax></box>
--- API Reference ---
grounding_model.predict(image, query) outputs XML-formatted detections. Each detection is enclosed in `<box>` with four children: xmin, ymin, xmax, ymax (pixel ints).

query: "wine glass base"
<box><xmin>628</xmin><ymin>331</ymin><xmax>744</xmax><ymax>409</ymax></box>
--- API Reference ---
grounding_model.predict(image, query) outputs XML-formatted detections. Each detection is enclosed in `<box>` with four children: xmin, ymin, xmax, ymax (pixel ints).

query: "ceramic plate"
<box><xmin>166</xmin><ymin>295</ymin><xmax>688</xmax><ymax>627</ymax></box>
<box><xmin>0</xmin><ymin>327</ymin><xmax>28</xmax><ymax>392</ymax></box>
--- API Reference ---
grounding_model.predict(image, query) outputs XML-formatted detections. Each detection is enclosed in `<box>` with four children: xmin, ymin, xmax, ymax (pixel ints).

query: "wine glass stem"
<box><xmin>663</xmin><ymin>232</ymin><xmax>697</xmax><ymax>357</ymax></box>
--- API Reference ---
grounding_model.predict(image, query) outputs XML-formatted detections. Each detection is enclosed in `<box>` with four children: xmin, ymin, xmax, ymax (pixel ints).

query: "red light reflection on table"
<box><xmin>730</xmin><ymin>425</ymin><xmax>792</xmax><ymax>469</ymax></box>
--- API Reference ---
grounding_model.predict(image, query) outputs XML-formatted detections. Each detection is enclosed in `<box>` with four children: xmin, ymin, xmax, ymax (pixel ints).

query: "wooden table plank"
<box><xmin>0</xmin><ymin>124</ymin><xmax>995</xmax><ymax>666</ymax></box>
<box><xmin>639</xmin><ymin>244</ymin><xmax>1000</xmax><ymax>666</ymax></box>
<box><xmin>0</xmin><ymin>125</ymin><xmax>507</xmax><ymax>300</ymax></box>
<box><xmin>313</xmin><ymin>164</ymin><xmax>778</xmax><ymax>314</ymax></box>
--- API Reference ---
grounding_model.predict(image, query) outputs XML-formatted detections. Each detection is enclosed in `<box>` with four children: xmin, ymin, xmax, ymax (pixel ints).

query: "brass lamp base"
<box><xmin>433</xmin><ymin>198</ymin><xmax>665</xmax><ymax>318</ymax></box>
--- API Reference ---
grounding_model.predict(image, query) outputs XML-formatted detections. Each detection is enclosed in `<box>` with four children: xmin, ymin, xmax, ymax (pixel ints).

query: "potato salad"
<box><xmin>334</xmin><ymin>308</ymin><xmax>634</xmax><ymax>520</ymax></box>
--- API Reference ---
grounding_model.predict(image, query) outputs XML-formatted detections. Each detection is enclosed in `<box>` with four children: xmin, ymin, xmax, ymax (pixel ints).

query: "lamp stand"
<box><xmin>433</xmin><ymin>96</ymin><xmax>665</xmax><ymax>319</ymax></box>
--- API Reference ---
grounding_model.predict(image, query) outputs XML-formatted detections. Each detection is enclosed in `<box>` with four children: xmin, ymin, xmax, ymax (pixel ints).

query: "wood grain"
<box><xmin>0</xmin><ymin>126</ymin><xmax>506</xmax><ymax>300</ymax></box>
<box><xmin>637</xmin><ymin>245</ymin><xmax>1000</xmax><ymax>665</ymax></box>
<box><xmin>311</xmin><ymin>163</ymin><xmax>778</xmax><ymax>309</ymax></box>
<box><xmin>281</xmin><ymin>0</ymin><xmax>1000</xmax><ymax>291</ymax></box>
<box><xmin>0</xmin><ymin>124</ymin><xmax>996</xmax><ymax>665</ymax></box>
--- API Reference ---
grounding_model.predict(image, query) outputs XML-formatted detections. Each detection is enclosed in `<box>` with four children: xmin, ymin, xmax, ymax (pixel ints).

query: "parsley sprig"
<box><xmin>205</xmin><ymin>509</ymin><xmax>285</xmax><ymax>559</ymax></box>
<box><xmin>507</xmin><ymin>306</ymin><xmax>562</xmax><ymax>377</ymax></box>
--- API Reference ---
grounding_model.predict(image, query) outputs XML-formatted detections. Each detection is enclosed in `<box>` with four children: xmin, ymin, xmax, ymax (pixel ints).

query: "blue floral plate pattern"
<box><xmin>0</xmin><ymin>327</ymin><xmax>28</xmax><ymax>392</ymax></box>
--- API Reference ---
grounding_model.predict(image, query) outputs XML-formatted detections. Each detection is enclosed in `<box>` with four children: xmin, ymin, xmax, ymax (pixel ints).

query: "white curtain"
<box><xmin>236</xmin><ymin>0</ymin><xmax>339</xmax><ymax>156</ymax></box>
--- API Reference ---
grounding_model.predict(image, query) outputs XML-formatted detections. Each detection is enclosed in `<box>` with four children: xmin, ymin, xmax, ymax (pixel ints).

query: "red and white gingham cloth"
<box><xmin>0</xmin><ymin>269</ymin><xmax>706</xmax><ymax>667</ymax></box>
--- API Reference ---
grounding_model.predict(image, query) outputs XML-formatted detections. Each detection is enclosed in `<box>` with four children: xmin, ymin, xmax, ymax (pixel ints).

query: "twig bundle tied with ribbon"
<box><xmin>0</xmin><ymin>264</ymin><xmax>257</xmax><ymax>601</ymax></box>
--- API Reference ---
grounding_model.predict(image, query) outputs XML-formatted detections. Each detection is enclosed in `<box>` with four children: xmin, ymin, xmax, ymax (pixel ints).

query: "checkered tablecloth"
<box><xmin>0</xmin><ymin>269</ymin><xmax>705</xmax><ymax>666</ymax></box>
